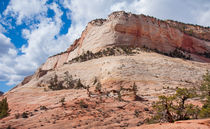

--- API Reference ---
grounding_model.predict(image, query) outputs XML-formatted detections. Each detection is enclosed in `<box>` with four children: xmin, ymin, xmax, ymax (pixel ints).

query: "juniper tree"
<box><xmin>199</xmin><ymin>71</ymin><xmax>210</xmax><ymax>118</ymax></box>
<box><xmin>0</xmin><ymin>98</ymin><xmax>9</xmax><ymax>119</ymax></box>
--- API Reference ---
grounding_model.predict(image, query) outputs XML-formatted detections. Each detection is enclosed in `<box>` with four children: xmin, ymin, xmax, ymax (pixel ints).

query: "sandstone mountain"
<box><xmin>0</xmin><ymin>11</ymin><xmax>210</xmax><ymax>129</ymax></box>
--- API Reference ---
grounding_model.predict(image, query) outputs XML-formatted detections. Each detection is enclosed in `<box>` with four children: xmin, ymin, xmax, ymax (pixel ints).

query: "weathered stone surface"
<box><xmin>40</xmin><ymin>11</ymin><xmax>210</xmax><ymax>71</ymax></box>
<box><xmin>1</xmin><ymin>11</ymin><xmax>210</xmax><ymax>129</ymax></box>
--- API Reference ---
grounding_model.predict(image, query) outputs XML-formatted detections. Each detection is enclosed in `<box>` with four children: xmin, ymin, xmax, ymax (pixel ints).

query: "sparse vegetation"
<box><xmin>202</xmin><ymin>52</ymin><xmax>210</xmax><ymax>58</ymax></box>
<box><xmin>132</xmin><ymin>82</ymin><xmax>143</xmax><ymax>101</ymax></box>
<box><xmin>117</xmin><ymin>86</ymin><xmax>123</xmax><ymax>101</ymax></box>
<box><xmin>167</xmin><ymin>20</ymin><xmax>210</xmax><ymax>41</ymax></box>
<box><xmin>169</xmin><ymin>48</ymin><xmax>191</xmax><ymax>60</ymax></box>
<box><xmin>40</xmin><ymin>106</ymin><xmax>48</xmax><ymax>111</ymax></box>
<box><xmin>0</xmin><ymin>98</ymin><xmax>9</xmax><ymax>119</ymax></box>
<box><xmin>95</xmin><ymin>80</ymin><xmax>102</xmax><ymax>93</ymax></box>
<box><xmin>134</xmin><ymin>109</ymin><xmax>141</xmax><ymax>117</ymax></box>
<box><xmin>63</xmin><ymin>45</ymin><xmax>195</xmax><ymax>66</ymax></box>
<box><xmin>48</xmin><ymin>72</ymin><xmax>86</xmax><ymax>91</ymax></box>
<box><xmin>15</xmin><ymin>113</ymin><xmax>20</xmax><ymax>119</ymax></box>
<box><xmin>79</xmin><ymin>100</ymin><xmax>88</xmax><ymax>108</ymax></box>
<box><xmin>76</xmin><ymin>79</ymin><xmax>85</xmax><ymax>89</ymax></box>
<box><xmin>93</xmin><ymin>77</ymin><xmax>97</xmax><ymax>85</ymax></box>
<box><xmin>6</xmin><ymin>125</ymin><xmax>15</xmax><ymax>129</ymax></box>
<box><xmin>199</xmin><ymin>71</ymin><xmax>210</xmax><ymax>118</ymax></box>
<box><xmin>67</xmin><ymin>47</ymin><xmax>137</xmax><ymax>64</ymax></box>
<box><xmin>147</xmin><ymin>72</ymin><xmax>210</xmax><ymax>124</ymax></box>
<box><xmin>150</xmin><ymin>88</ymin><xmax>198</xmax><ymax>123</ymax></box>
<box><xmin>22</xmin><ymin>112</ymin><xmax>28</xmax><ymax>118</ymax></box>
<box><xmin>48</xmin><ymin>74</ymin><xmax>64</xmax><ymax>90</ymax></box>
<box><xmin>60</xmin><ymin>97</ymin><xmax>65</xmax><ymax>107</ymax></box>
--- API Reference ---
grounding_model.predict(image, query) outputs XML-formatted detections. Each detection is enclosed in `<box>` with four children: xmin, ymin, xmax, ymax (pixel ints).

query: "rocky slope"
<box><xmin>41</xmin><ymin>11</ymin><xmax>210</xmax><ymax>70</ymax></box>
<box><xmin>0</xmin><ymin>11</ymin><xmax>210</xmax><ymax>129</ymax></box>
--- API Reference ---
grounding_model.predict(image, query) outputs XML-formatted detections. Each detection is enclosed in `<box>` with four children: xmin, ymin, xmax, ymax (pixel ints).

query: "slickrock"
<box><xmin>0</xmin><ymin>11</ymin><xmax>210</xmax><ymax>129</ymax></box>
<box><xmin>41</xmin><ymin>11</ymin><xmax>210</xmax><ymax>70</ymax></box>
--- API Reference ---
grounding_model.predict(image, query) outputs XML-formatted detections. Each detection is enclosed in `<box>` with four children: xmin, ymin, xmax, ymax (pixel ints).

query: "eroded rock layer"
<box><xmin>41</xmin><ymin>11</ymin><xmax>210</xmax><ymax>70</ymax></box>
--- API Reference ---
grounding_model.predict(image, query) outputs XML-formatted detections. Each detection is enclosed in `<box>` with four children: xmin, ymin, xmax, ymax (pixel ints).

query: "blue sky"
<box><xmin>0</xmin><ymin>0</ymin><xmax>210</xmax><ymax>93</ymax></box>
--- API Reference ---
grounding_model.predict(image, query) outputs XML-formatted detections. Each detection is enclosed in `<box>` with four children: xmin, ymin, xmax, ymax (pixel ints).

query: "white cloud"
<box><xmin>3</xmin><ymin>0</ymin><xmax>48</xmax><ymax>25</ymax></box>
<box><xmin>0</xmin><ymin>33</ymin><xmax>17</xmax><ymax>82</ymax></box>
<box><xmin>63</xmin><ymin>0</ymin><xmax>119</xmax><ymax>41</ymax></box>
<box><xmin>0</xmin><ymin>33</ymin><xmax>14</xmax><ymax>56</ymax></box>
<box><xmin>0</xmin><ymin>1</ymin><xmax>69</xmax><ymax>85</ymax></box>
<box><xmin>0</xmin><ymin>24</ymin><xmax>6</xmax><ymax>33</ymax></box>
<box><xmin>63</xmin><ymin>0</ymin><xmax>210</xmax><ymax>44</ymax></box>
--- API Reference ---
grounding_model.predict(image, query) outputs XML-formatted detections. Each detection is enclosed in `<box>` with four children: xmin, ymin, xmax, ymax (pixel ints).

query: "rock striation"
<box><xmin>1</xmin><ymin>11</ymin><xmax>210</xmax><ymax>129</ymax></box>
<box><xmin>41</xmin><ymin>11</ymin><xmax>210</xmax><ymax>71</ymax></box>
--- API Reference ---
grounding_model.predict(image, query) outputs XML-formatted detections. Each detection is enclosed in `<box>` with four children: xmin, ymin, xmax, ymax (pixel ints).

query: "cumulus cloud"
<box><xmin>0</xmin><ymin>0</ymin><xmax>210</xmax><ymax>87</ymax></box>
<box><xmin>3</xmin><ymin>0</ymin><xmax>48</xmax><ymax>24</ymax></box>
<box><xmin>0</xmin><ymin>33</ymin><xmax>18</xmax><ymax>83</ymax></box>
<box><xmin>0</xmin><ymin>24</ymin><xmax>6</xmax><ymax>33</ymax></box>
<box><xmin>1</xmin><ymin>1</ymin><xmax>69</xmax><ymax>85</ymax></box>
<box><xmin>0</xmin><ymin>33</ymin><xmax>14</xmax><ymax>56</ymax></box>
<box><xmin>63</xmin><ymin>0</ymin><xmax>210</xmax><ymax>43</ymax></box>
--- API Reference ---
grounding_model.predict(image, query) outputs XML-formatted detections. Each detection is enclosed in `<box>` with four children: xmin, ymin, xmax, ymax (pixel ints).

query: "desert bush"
<box><xmin>203</xmin><ymin>52</ymin><xmax>210</xmax><ymax>58</ymax></box>
<box><xmin>200</xmin><ymin>71</ymin><xmax>210</xmax><ymax>97</ymax></box>
<box><xmin>48</xmin><ymin>74</ymin><xmax>64</xmax><ymax>90</ymax></box>
<box><xmin>95</xmin><ymin>81</ymin><xmax>102</xmax><ymax>93</ymax></box>
<box><xmin>75</xmin><ymin>79</ymin><xmax>85</xmax><ymax>89</ymax></box>
<box><xmin>145</xmin><ymin>72</ymin><xmax>210</xmax><ymax>124</ymax></box>
<box><xmin>40</xmin><ymin>106</ymin><xmax>48</xmax><ymax>110</ymax></box>
<box><xmin>134</xmin><ymin>109</ymin><xmax>141</xmax><ymax>117</ymax></box>
<box><xmin>79</xmin><ymin>100</ymin><xmax>88</xmax><ymax>108</ymax></box>
<box><xmin>48</xmin><ymin>72</ymin><xmax>86</xmax><ymax>91</ymax></box>
<box><xmin>6</xmin><ymin>125</ymin><xmax>15</xmax><ymax>129</ymax></box>
<box><xmin>169</xmin><ymin>48</ymin><xmax>191</xmax><ymax>60</ymax></box>
<box><xmin>15</xmin><ymin>113</ymin><xmax>20</xmax><ymax>119</ymax></box>
<box><xmin>22</xmin><ymin>112</ymin><xmax>28</xmax><ymax>118</ymax></box>
<box><xmin>199</xmin><ymin>71</ymin><xmax>210</xmax><ymax>118</ymax></box>
<box><xmin>0</xmin><ymin>98</ymin><xmax>9</xmax><ymax>119</ymax></box>
<box><xmin>64</xmin><ymin>71</ymin><xmax>75</xmax><ymax>89</ymax></box>
<box><xmin>93</xmin><ymin>77</ymin><xmax>97</xmax><ymax>85</ymax></box>
<box><xmin>152</xmin><ymin>88</ymin><xmax>198</xmax><ymax>123</ymax></box>
<box><xmin>60</xmin><ymin>97</ymin><xmax>65</xmax><ymax>107</ymax></box>
<box><xmin>86</xmin><ymin>85</ymin><xmax>91</xmax><ymax>97</ymax></box>
<box><xmin>117</xmin><ymin>86</ymin><xmax>123</xmax><ymax>101</ymax></box>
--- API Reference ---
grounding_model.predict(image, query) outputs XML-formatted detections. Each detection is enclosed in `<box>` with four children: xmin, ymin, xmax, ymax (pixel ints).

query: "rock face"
<box><xmin>0</xmin><ymin>11</ymin><xmax>210</xmax><ymax>129</ymax></box>
<box><xmin>41</xmin><ymin>11</ymin><xmax>210</xmax><ymax>70</ymax></box>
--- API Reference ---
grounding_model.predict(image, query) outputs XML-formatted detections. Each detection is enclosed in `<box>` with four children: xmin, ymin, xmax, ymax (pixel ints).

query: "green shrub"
<box><xmin>48</xmin><ymin>74</ymin><xmax>64</xmax><ymax>90</ymax></box>
<box><xmin>199</xmin><ymin>71</ymin><xmax>210</xmax><ymax>118</ymax></box>
<box><xmin>95</xmin><ymin>81</ymin><xmax>102</xmax><ymax>93</ymax></box>
<box><xmin>40</xmin><ymin>106</ymin><xmax>48</xmax><ymax>110</ymax></box>
<box><xmin>134</xmin><ymin>109</ymin><xmax>140</xmax><ymax>117</ymax></box>
<box><xmin>0</xmin><ymin>98</ymin><xmax>9</xmax><ymax>119</ymax></box>
<box><xmin>15</xmin><ymin>113</ymin><xmax>20</xmax><ymax>119</ymax></box>
<box><xmin>75</xmin><ymin>79</ymin><xmax>85</xmax><ymax>89</ymax></box>
<box><xmin>148</xmin><ymin>72</ymin><xmax>210</xmax><ymax>123</ymax></box>
<box><xmin>79</xmin><ymin>100</ymin><xmax>88</xmax><ymax>108</ymax></box>
<box><xmin>22</xmin><ymin>112</ymin><xmax>28</xmax><ymax>118</ymax></box>
<box><xmin>152</xmin><ymin>88</ymin><xmax>198</xmax><ymax>123</ymax></box>
<box><xmin>200</xmin><ymin>71</ymin><xmax>210</xmax><ymax>97</ymax></box>
<box><xmin>64</xmin><ymin>71</ymin><xmax>75</xmax><ymax>89</ymax></box>
<box><xmin>169</xmin><ymin>48</ymin><xmax>191</xmax><ymax>60</ymax></box>
<box><xmin>199</xmin><ymin>98</ymin><xmax>210</xmax><ymax>118</ymax></box>
<box><xmin>60</xmin><ymin>97</ymin><xmax>65</xmax><ymax>107</ymax></box>
<box><xmin>48</xmin><ymin>72</ymin><xmax>86</xmax><ymax>91</ymax></box>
